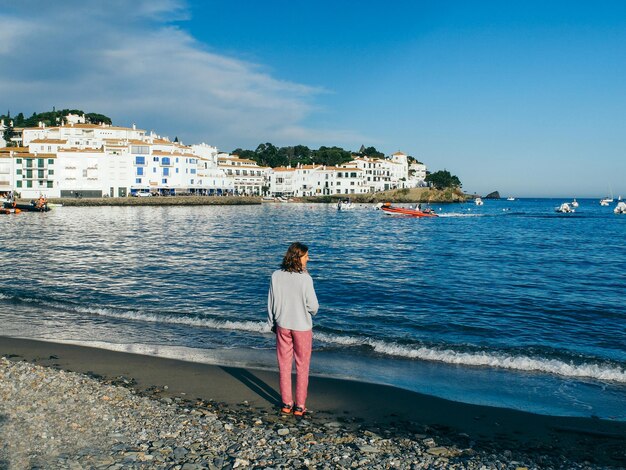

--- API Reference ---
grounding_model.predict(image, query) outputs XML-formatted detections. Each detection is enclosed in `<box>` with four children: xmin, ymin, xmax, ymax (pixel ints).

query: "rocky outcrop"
<box><xmin>484</xmin><ymin>191</ymin><xmax>501</xmax><ymax>199</ymax></box>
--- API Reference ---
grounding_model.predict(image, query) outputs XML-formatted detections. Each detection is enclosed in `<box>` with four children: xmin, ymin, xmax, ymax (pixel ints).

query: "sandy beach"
<box><xmin>1</xmin><ymin>336</ymin><xmax>624</xmax><ymax>469</ymax></box>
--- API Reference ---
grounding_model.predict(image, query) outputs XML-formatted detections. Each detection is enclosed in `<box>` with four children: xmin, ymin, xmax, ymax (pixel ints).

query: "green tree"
<box><xmin>231</xmin><ymin>148</ymin><xmax>257</xmax><ymax>161</ymax></box>
<box><xmin>425</xmin><ymin>170</ymin><xmax>462</xmax><ymax>189</ymax></box>
<box><xmin>312</xmin><ymin>146</ymin><xmax>352</xmax><ymax>166</ymax></box>
<box><xmin>361</xmin><ymin>146</ymin><xmax>384</xmax><ymax>158</ymax></box>
<box><xmin>84</xmin><ymin>113</ymin><xmax>112</xmax><ymax>125</ymax></box>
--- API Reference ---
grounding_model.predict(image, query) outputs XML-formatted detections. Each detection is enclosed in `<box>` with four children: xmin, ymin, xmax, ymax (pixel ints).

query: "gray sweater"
<box><xmin>267</xmin><ymin>270</ymin><xmax>319</xmax><ymax>331</ymax></box>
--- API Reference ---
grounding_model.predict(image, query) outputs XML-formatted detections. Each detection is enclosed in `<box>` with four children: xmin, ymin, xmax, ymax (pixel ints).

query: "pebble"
<box><xmin>0</xmin><ymin>356</ymin><xmax>609</xmax><ymax>469</ymax></box>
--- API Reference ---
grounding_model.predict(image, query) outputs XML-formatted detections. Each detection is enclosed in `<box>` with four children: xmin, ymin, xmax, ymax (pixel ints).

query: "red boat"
<box><xmin>378</xmin><ymin>202</ymin><xmax>438</xmax><ymax>218</ymax></box>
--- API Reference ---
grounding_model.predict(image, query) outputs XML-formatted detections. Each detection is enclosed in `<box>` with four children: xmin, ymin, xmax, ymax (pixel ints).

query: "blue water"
<box><xmin>1</xmin><ymin>198</ymin><xmax>625</xmax><ymax>419</ymax></box>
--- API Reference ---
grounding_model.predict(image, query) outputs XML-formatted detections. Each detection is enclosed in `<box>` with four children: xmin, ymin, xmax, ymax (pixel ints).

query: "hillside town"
<box><xmin>0</xmin><ymin>114</ymin><xmax>427</xmax><ymax>199</ymax></box>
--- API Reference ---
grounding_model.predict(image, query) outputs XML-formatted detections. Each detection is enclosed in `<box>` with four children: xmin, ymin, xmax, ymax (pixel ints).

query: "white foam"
<box><xmin>314</xmin><ymin>332</ymin><xmax>626</xmax><ymax>383</ymax></box>
<box><xmin>9</xmin><ymin>295</ymin><xmax>625</xmax><ymax>384</ymax></box>
<box><xmin>82</xmin><ymin>306</ymin><xmax>271</xmax><ymax>334</ymax></box>
<box><xmin>438</xmin><ymin>213</ymin><xmax>484</xmax><ymax>217</ymax></box>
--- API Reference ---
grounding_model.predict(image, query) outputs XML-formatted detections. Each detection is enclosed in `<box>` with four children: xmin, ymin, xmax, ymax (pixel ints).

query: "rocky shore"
<box><xmin>1</xmin><ymin>356</ymin><xmax>621</xmax><ymax>470</ymax></box>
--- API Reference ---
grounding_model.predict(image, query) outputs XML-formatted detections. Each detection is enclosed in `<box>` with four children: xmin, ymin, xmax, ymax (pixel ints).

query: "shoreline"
<box><xmin>1</xmin><ymin>336</ymin><xmax>625</xmax><ymax>468</ymax></box>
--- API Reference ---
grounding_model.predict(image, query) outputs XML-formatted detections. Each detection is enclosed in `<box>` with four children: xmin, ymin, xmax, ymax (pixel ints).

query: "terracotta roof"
<box><xmin>58</xmin><ymin>148</ymin><xmax>104</xmax><ymax>153</ymax></box>
<box><xmin>30</xmin><ymin>139</ymin><xmax>68</xmax><ymax>144</ymax></box>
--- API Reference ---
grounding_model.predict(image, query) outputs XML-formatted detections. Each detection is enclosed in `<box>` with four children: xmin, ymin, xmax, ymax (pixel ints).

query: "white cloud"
<box><xmin>0</xmin><ymin>0</ymin><xmax>365</xmax><ymax>150</ymax></box>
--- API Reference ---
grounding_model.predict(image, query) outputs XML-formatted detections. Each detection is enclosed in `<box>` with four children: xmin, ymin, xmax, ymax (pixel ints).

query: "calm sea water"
<box><xmin>1</xmin><ymin>199</ymin><xmax>625</xmax><ymax>419</ymax></box>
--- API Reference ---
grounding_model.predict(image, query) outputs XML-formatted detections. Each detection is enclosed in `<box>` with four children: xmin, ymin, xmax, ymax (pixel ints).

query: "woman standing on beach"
<box><xmin>268</xmin><ymin>242</ymin><xmax>319</xmax><ymax>416</ymax></box>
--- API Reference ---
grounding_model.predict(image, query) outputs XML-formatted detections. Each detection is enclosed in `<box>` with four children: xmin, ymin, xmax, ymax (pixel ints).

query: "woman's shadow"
<box><xmin>219</xmin><ymin>367</ymin><xmax>281</xmax><ymax>406</ymax></box>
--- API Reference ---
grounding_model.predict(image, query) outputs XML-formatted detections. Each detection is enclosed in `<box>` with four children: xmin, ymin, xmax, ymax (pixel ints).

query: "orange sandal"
<box><xmin>293</xmin><ymin>406</ymin><xmax>307</xmax><ymax>417</ymax></box>
<box><xmin>280</xmin><ymin>403</ymin><xmax>293</xmax><ymax>414</ymax></box>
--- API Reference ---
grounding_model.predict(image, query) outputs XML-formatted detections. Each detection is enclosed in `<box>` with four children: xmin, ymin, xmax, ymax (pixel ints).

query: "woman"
<box><xmin>267</xmin><ymin>242</ymin><xmax>319</xmax><ymax>416</ymax></box>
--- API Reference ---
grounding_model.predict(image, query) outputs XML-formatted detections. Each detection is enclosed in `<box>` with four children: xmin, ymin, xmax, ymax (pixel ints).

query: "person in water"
<box><xmin>267</xmin><ymin>242</ymin><xmax>319</xmax><ymax>416</ymax></box>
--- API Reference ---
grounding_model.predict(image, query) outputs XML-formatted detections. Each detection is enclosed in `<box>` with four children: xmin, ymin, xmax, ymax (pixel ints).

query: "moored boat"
<box><xmin>376</xmin><ymin>202</ymin><xmax>438</xmax><ymax>217</ymax></box>
<box><xmin>474</xmin><ymin>197</ymin><xmax>484</xmax><ymax>206</ymax></box>
<box><xmin>571</xmin><ymin>198</ymin><xmax>579</xmax><ymax>207</ymax></box>
<box><xmin>614</xmin><ymin>201</ymin><xmax>626</xmax><ymax>214</ymax></box>
<box><xmin>3</xmin><ymin>196</ymin><xmax>50</xmax><ymax>212</ymax></box>
<box><xmin>555</xmin><ymin>202</ymin><xmax>574</xmax><ymax>213</ymax></box>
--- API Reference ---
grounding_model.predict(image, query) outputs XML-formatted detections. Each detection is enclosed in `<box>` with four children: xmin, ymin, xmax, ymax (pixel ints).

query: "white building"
<box><xmin>267</xmin><ymin>151</ymin><xmax>426</xmax><ymax>197</ymax></box>
<box><xmin>218</xmin><ymin>154</ymin><xmax>269</xmax><ymax>195</ymax></box>
<box><xmin>1</xmin><ymin>115</ymin><xmax>237</xmax><ymax>198</ymax></box>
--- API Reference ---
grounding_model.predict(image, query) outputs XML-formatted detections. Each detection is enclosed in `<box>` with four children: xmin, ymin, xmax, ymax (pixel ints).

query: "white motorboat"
<box><xmin>600</xmin><ymin>197</ymin><xmax>612</xmax><ymax>206</ymax></box>
<box><xmin>337</xmin><ymin>198</ymin><xmax>355</xmax><ymax>210</ymax></box>
<box><xmin>474</xmin><ymin>197</ymin><xmax>484</xmax><ymax>206</ymax></box>
<box><xmin>506</xmin><ymin>197</ymin><xmax>515</xmax><ymax>201</ymax></box>
<box><xmin>570</xmin><ymin>199</ymin><xmax>579</xmax><ymax>208</ymax></box>
<box><xmin>614</xmin><ymin>201</ymin><xmax>626</xmax><ymax>214</ymax></box>
<box><xmin>555</xmin><ymin>202</ymin><xmax>574</xmax><ymax>213</ymax></box>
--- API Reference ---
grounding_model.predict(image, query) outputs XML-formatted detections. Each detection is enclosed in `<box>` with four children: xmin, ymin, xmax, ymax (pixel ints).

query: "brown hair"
<box><xmin>281</xmin><ymin>242</ymin><xmax>309</xmax><ymax>273</ymax></box>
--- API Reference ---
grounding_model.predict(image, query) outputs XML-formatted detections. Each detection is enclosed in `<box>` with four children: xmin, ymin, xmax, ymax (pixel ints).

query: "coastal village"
<box><xmin>0</xmin><ymin>113</ymin><xmax>427</xmax><ymax>200</ymax></box>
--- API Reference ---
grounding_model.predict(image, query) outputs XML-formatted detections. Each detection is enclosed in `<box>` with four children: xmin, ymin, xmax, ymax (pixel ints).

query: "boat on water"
<box><xmin>474</xmin><ymin>197</ymin><xmax>484</xmax><ymax>206</ymax></box>
<box><xmin>600</xmin><ymin>197</ymin><xmax>612</xmax><ymax>206</ymax></box>
<box><xmin>571</xmin><ymin>199</ymin><xmax>579</xmax><ymax>207</ymax></box>
<box><xmin>555</xmin><ymin>202</ymin><xmax>574</xmax><ymax>213</ymax></box>
<box><xmin>614</xmin><ymin>201</ymin><xmax>626</xmax><ymax>214</ymax></box>
<box><xmin>337</xmin><ymin>198</ymin><xmax>355</xmax><ymax>210</ymax></box>
<box><xmin>3</xmin><ymin>197</ymin><xmax>50</xmax><ymax>212</ymax></box>
<box><xmin>376</xmin><ymin>202</ymin><xmax>438</xmax><ymax>218</ymax></box>
<box><xmin>506</xmin><ymin>197</ymin><xmax>515</xmax><ymax>201</ymax></box>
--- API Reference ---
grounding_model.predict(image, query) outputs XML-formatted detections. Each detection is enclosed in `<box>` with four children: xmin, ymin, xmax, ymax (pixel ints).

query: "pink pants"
<box><xmin>276</xmin><ymin>326</ymin><xmax>313</xmax><ymax>407</ymax></box>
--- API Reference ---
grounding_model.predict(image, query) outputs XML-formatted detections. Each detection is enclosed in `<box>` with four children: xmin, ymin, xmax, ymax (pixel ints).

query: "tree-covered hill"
<box><xmin>232</xmin><ymin>143</ymin><xmax>395</xmax><ymax>169</ymax></box>
<box><xmin>1</xmin><ymin>108</ymin><xmax>111</xmax><ymax>128</ymax></box>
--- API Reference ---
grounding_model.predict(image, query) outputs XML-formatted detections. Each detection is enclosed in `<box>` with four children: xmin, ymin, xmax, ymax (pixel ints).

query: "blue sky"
<box><xmin>1</xmin><ymin>0</ymin><xmax>625</xmax><ymax>197</ymax></box>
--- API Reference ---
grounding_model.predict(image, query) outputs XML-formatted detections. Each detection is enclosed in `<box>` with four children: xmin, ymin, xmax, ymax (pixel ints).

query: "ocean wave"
<box><xmin>314</xmin><ymin>332</ymin><xmax>626</xmax><ymax>383</ymax></box>
<box><xmin>3</xmin><ymin>291</ymin><xmax>624</xmax><ymax>383</ymax></box>
<box><xmin>80</xmin><ymin>306</ymin><xmax>271</xmax><ymax>334</ymax></box>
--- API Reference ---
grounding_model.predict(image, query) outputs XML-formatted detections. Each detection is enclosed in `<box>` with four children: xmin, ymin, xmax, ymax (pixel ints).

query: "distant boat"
<box><xmin>555</xmin><ymin>202</ymin><xmax>574</xmax><ymax>213</ymax></box>
<box><xmin>506</xmin><ymin>197</ymin><xmax>515</xmax><ymax>201</ymax></box>
<box><xmin>376</xmin><ymin>202</ymin><xmax>438</xmax><ymax>218</ymax></box>
<box><xmin>337</xmin><ymin>198</ymin><xmax>355</xmax><ymax>210</ymax></box>
<box><xmin>614</xmin><ymin>201</ymin><xmax>626</xmax><ymax>214</ymax></box>
<box><xmin>474</xmin><ymin>197</ymin><xmax>484</xmax><ymax>206</ymax></box>
<box><xmin>571</xmin><ymin>198</ymin><xmax>579</xmax><ymax>208</ymax></box>
<box><xmin>601</xmin><ymin>185</ymin><xmax>614</xmax><ymax>205</ymax></box>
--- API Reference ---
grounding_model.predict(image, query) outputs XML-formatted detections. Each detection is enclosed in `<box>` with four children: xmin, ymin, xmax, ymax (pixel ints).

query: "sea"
<box><xmin>1</xmin><ymin>198</ymin><xmax>625</xmax><ymax>420</ymax></box>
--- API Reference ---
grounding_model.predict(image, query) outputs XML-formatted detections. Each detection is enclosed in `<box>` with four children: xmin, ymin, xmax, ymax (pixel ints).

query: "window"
<box><xmin>153</xmin><ymin>156</ymin><xmax>159</xmax><ymax>162</ymax></box>
<box><xmin>83</xmin><ymin>170</ymin><xmax>88</xmax><ymax>177</ymax></box>
<box><xmin>190</xmin><ymin>169</ymin><xmax>196</xmax><ymax>174</ymax></box>
<box><xmin>26</xmin><ymin>170</ymin><xmax>32</xmax><ymax>178</ymax></box>
<box><xmin>27</xmin><ymin>181</ymin><xmax>32</xmax><ymax>188</ymax></box>
<box><xmin>162</xmin><ymin>178</ymin><xmax>168</xmax><ymax>184</ymax></box>
<box><xmin>163</xmin><ymin>168</ymin><xmax>170</xmax><ymax>176</ymax></box>
<box><xmin>135</xmin><ymin>178</ymin><xmax>142</xmax><ymax>184</ymax></box>
<box><xmin>16</xmin><ymin>169</ymin><xmax>22</xmax><ymax>175</ymax></box>
<box><xmin>162</xmin><ymin>157</ymin><xmax>171</xmax><ymax>166</ymax></box>
<box><xmin>47</xmin><ymin>181</ymin><xmax>53</xmax><ymax>188</ymax></box>
<box><xmin>48</xmin><ymin>159</ymin><xmax>54</xmax><ymax>164</ymax></box>
<box><xmin>176</xmin><ymin>168</ymin><xmax>179</xmax><ymax>173</ymax></box>
<box><xmin>48</xmin><ymin>169</ymin><xmax>54</xmax><ymax>175</ymax></box>
<box><xmin>16</xmin><ymin>158</ymin><xmax>22</xmax><ymax>164</ymax></box>
<box><xmin>135</xmin><ymin>156</ymin><xmax>145</xmax><ymax>165</ymax></box>
<box><xmin>26</xmin><ymin>159</ymin><xmax>33</xmax><ymax>168</ymax></box>
<box><xmin>16</xmin><ymin>181</ymin><xmax>22</xmax><ymax>188</ymax></box>
<box><xmin>137</xmin><ymin>167</ymin><xmax>144</xmax><ymax>176</ymax></box>
<box><xmin>153</xmin><ymin>168</ymin><xmax>156</xmax><ymax>173</ymax></box>
<box><xmin>131</xmin><ymin>145</ymin><xmax>149</xmax><ymax>154</ymax></box>
<box><xmin>176</xmin><ymin>158</ymin><xmax>179</xmax><ymax>163</ymax></box>
<box><xmin>38</xmin><ymin>170</ymin><xmax>44</xmax><ymax>179</ymax></box>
